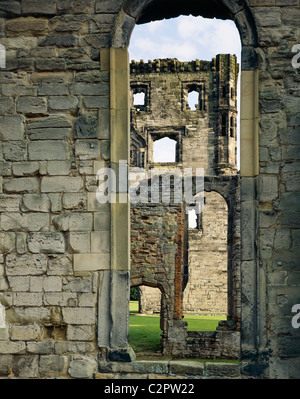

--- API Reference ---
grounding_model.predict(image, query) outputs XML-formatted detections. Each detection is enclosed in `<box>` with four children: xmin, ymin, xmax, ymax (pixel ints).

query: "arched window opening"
<box><xmin>187</xmin><ymin>90</ymin><xmax>199</xmax><ymax>111</ymax></box>
<box><xmin>153</xmin><ymin>137</ymin><xmax>177</xmax><ymax>163</ymax></box>
<box><xmin>129</xmin><ymin>13</ymin><xmax>241</xmax><ymax>359</ymax></box>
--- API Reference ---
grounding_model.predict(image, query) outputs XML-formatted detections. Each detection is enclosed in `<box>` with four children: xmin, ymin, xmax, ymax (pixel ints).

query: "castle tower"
<box><xmin>130</xmin><ymin>55</ymin><xmax>239</xmax><ymax>175</ymax></box>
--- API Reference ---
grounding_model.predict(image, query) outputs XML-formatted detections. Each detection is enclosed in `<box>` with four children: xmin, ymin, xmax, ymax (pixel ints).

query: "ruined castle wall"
<box><xmin>0</xmin><ymin>0</ymin><xmax>298</xmax><ymax>379</ymax></box>
<box><xmin>0</xmin><ymin>1</ymin><xmax>111</xmax><ymax>378</ymax></box>
<box><xmin>183</xmin><ymin>191</ymin><xmax>228</xmax><ymax>316</ymax></box>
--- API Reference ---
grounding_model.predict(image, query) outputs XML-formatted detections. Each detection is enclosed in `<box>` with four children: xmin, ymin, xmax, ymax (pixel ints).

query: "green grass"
<box><xmin>129</xmin><ymin>301</ymin><xmax>227</xmax><ymax>354</ymax></box>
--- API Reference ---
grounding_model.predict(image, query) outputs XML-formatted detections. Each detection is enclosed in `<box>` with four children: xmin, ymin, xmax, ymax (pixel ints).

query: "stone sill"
<box><xmin>98</xmin><ymin>360</ymin><xmax>240</xmax><ymax>379</ymax></box>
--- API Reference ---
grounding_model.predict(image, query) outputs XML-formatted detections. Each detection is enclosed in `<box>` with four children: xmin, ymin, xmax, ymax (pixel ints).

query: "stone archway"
<box><xmin>105</xmin><ymin>0</ymin><xmax>260</xmax><ymax>372</ymax></box>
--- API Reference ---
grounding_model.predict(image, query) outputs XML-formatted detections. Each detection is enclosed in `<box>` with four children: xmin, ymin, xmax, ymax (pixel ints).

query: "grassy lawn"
<box><xmin>129</xmin><ymin>301</ymin><xmax>226</xmax><ymax>354</ymax></box>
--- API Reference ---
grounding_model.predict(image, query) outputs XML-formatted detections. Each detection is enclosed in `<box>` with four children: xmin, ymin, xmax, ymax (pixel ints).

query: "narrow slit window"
<box><xmin>188</xmin><ymin>208</ymin><xmax>198</xmax><ymax>229</ymax></box>
<box><xmin>221</xmin><ymin>114</ymin><xmax>227</xmax><ymax>136</ymax></box>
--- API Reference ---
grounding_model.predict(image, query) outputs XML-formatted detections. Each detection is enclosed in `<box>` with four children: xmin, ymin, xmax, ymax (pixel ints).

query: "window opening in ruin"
<box><xmin>184</xmin><ymin>191</ymin><xmax>228</xmax><ymax>331</ymax></box>
<box><xmin>188</xmin><ymin>208</ymin><xmax>197</xmax><ymax>229</ymax></box>
<box><xmin>222</xmin><ymin>85</ymin><xmax>227</xmax><ymax>98</ymax></box>
<box><xmin>153</xmin><ymin>137</ymin><xmax>177</xmax><ymax>163</ymax></box>
<box><xmin>134</xmin><ymin>92</ymin><xmax>146</xmax><ymax>107</ymax></box>
<box><xmin>129</xmin><ymin>285</ymin><xmax>163</xmax><ymax>354</ymax></box>
<box><xmin>221</xmin><ymin>114</ymin><xmax>227</xmax><ymax>136</ymax></box>
<box><xmin>187</xmin><ymin>90</ymin><xmax>199</xmax><ymax>111</ymax></box>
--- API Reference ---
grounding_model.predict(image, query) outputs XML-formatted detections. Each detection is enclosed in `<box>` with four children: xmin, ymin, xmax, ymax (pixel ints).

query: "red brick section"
<box><xmin>174</xmin><ymin>206</ymin><xmax>184</xmax><ymax>320</ymax></box>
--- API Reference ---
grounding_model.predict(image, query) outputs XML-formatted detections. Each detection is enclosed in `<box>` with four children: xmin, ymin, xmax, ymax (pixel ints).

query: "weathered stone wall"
<box><xmin>0</xmin><ymin>0</ymin><xmax>298</xmax><ymax>379</ymax></box>
<box><xmin>183</xmin><ymin>191</ymin><xmax>228</xmax><ymax>316</ymax></box>
<box><xmin>0</xmin><ymin>0</ymin><xmax>111</xmax><ymax>379</ymax></box>
<box><xmin>130</xmin><ymin>55</ymin><xmax>238</xmax><ymax>174</ymax></box>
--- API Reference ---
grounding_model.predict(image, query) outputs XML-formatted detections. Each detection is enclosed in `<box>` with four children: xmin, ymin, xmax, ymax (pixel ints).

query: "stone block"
<box><xmin>67</xmin><ymin>325</ymin><xmax>94</xmax><ymax>341</ymax></box>
<box><xmin>0</xmin><ymin>97</ymin><xmax>14</xmax><ymax>115</ymax></box>
<box><xmin>3</xmin><ymin>177</ymin><xmax>39</xmax><ymax>193</ymax></box>
<box><xmin>169</xmin><ymin>361</ymin><xmax>204</xmax><ymax>376</ymax></box>
<box><xmin>0</xmin><ymin>232</ymin><xmax>15</xmax><ymax>253</ymax></box>
<box><xmin>0</xmin><ymin>2</ymin><xmax>21</xmax><ymax>17</ymax></box>
<box><xmin>74</xmin><ymin>114</ymin><xmax>98</xmax><ymax>139</ymax></box>
<box><xmin>14</xmin><ymin>293</ymin><xmax>43</xmax><ymax>307</ymax></box>
<box><xmin>28</xmin><ymin>140</ymin><xmax>69</xmax><ymax>161</ymax></box>
<box><xmin>82</xmin><ymin>96</ymin><xmax>109</xmax><ymax>109</ymax></box>
<box><xmin>43</xmin><ymin>292</ymin><xmax>76</xmax><ymax>306</ymax></box>
<box><xmin>68</xmin><ymin>355</ymin><xmax>97</xmax><ymax>379</ymax></box>
<box><xmin>21</xmin><ymin>0</ymin><xmax>56</xmax><ymax>14</ymax></box>
<box><xmin>28</xmin><ymin>232</ymin><xmax>65</xmax><ymax>254</ymax></box>
<box><xmin>48</xmin><ymin>255</ymin><xmax>73</xmax><ymax>275</ymax></box>
<box><xmin>68</xmin><ymin>232</ymin><xmax>90</xmax><ymax>253</ymax></box>
<box><xmin>0</xmin><ymin>355</ymin><xmax>13</xmax><ymax>376</ymax></box>
<box><xmin>35</xmin><ymin>58</ymin><xmax>66</xmax><ymax>71</ymax></box>
<box><xmin>6</xmin><ymin>17</ymin><xmax>48</xmax><ymax>35</ymax></box>
<box><xmin>1</xmin><ymin>212</ymin><xmax>49</xmax><ymax>232</ymax></box>
<box><xmin>62</xmin><ymin>276</ymin><xmax>92</xmax><ymax>293</ymax></box>
<box><xmin>0</xmin><ymin>341</ymin><xmax>26</xmax><ymax>354</ymax></box>
<box><xmin>101</xmin><ymin>140</ymin><xmax>110</xmax><ymax>160</ymax></box>
<box><xmin>22</xmin><ymin>194</ymin><xmax>51</xmax><ymax>213</ymax></box>
<box><xmin>3</xmin><ymin>141</ymin><xmax>27</xmax><ymax>161</ymax></box>
<box><xmin>0</xmin><ymin>115</ymin><xmax>24</xmax><ymax>141</ymax></box>
<box><xmin>107</xmin><ymin>347</ymin><xmax>136</xmax><ymax>362</ymax></box>
<box><xmin>5</xmin><ymin>254</ymin><xmax>47</xmax><ymax>275</ymax></box>
<box><xmin>13</xmin><ymin>355</ymin><xmax>39</xmax><ymax>378</ymax></box>
<box><xmin>48</xmin><ymin>95</ymin><xmax>79</xmax><ymax>112</ymax></box>
<box><xmin>37</xmin><ymin>83</ymin><xmax>69</xmax><ymax>96</ymax></box>
<box><xmin>0</xmin><ymin>194</ymin><xmax>20</xmax><ymax>211</ymax></box>
<box><xmin>62</xmin><ymin>308</ymin><xmax>96</xmax><ymax>325</ymax></box>
<box><xmin>205</xmin><ymin>362</ymin><xmax>240</xmax><ymax>377</ymax></box>
<box><xmin>95</xmin><ymin>0</ymin><xmax>123</xmax><ymax>13</ymax></box>
<box><xmin>16</xmin><ymin>96</ymin><xmax>47</xmax><ymax>115</ymax></box>
<box><xmin>87</xmin><ymin>192</ymin><xmax>110</xmax><ymax>212</ymax></box>
<box><xmin>73</xmin><ymin>83</ymin><xmax>108</xmax><ymax>96</ymax></box>
<box><xmin>12</xmin><ymin>162</ymin><xmax>40</xmax><ymax>177</ymax></box>
<box><xmin>63</xmin><ymin>193</ymin><xmax>86</xmax><ymax>210</ymax></box>
<box><xmin>47</xmin><ymin>161</ymin><xmax>71</xmax><ymax>175</ymax></box>
<box><xmin>52</xmin><ymin>212</ymin><xmax>93</xmax><ymax>231</ymax></box>
<box><xmin>39</xmin><ymin>355</ymin><xmax>68</xmax><ymax>377</ymax></box>
<box><xmin>26</xmin><ymin>341</ymin><xmax>55</xmax><ymax>355</ymax></box>
<box><xmin>259</xmin><ymin>175</ymin><xmax>278</xmax><ymax>201</ymax></box>
<box><xmin>73</xmin><ymin>253</ymin><xmax>110</xmax><ymax>273</ymax></box>
<box><xmin>41</xmin><ymin>176</ymin><xmax>83</xmax><ymax>192</ymax></box>
<box><xmin>75</xmin><ymin>140</ymin><xmax>100</xmax><ymax>160</ymax></box>
<box><xmin>7</xmin><ymin>276</ymin><xmax>30</xmax><ymax>292</ymax></box>
<box><xmin>30</xmin><ymin>276</ymin><xmax>62</xmax><ymax>292</ymax></box>
<box><xmin>91</xmin><ymin>231</ymin><xmax>110</xmax><ymax>253</ymax></box>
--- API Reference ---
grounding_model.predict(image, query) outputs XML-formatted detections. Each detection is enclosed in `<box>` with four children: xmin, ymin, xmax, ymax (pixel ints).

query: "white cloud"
<box><xmin>130</xmin><ymin>16</ymin><xmax>241</xmax><ymax>63</ymax></box>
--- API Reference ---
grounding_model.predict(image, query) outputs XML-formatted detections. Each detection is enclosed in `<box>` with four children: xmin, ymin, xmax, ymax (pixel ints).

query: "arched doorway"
<box><xmin>107</xmin><ymin>0</ymin><xmax>259</xmax><ymax>370</ymax></box>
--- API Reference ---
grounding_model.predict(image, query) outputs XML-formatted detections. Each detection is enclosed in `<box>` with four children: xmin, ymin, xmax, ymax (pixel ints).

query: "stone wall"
<box><xmin>183</xmin><ymin>191</ymin><xmax>228</xmax><ymax>316</ymax></box>
<box><xmin>0</xmin><ymin>0</ymin><xmax>298</xmax><ymax>379</ymax></box>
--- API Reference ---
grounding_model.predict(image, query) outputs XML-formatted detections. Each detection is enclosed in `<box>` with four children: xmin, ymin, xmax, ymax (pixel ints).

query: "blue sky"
<box><xmin>129</xmin><ymin>15</ymin><xmax>241</xmax><ymax>64</ymax></box>
<box><xmin>129</xmin><ymin>16</ymin><xmax>242</xmax><ymax>168</ymax></box>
